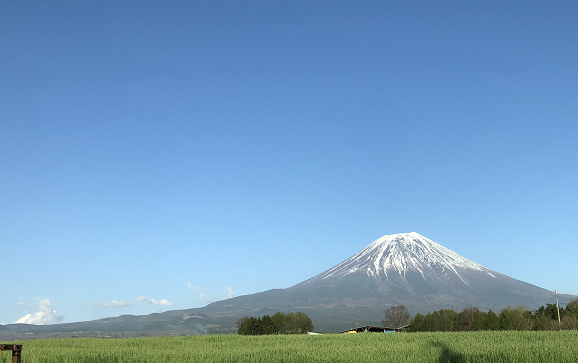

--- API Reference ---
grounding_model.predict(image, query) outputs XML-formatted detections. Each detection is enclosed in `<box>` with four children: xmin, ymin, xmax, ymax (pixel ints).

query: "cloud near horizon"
<box><xmin>187</xmin><ymin>282</ymin><xmax>236</xmax><ymax>303</ymax></box>
<box><xmin>225</xmin><ymin>286</ymin><xmax>235</xmax><ymax>299</ymax></box>
<box><xmin>187</xmin><ymin>282</ymin><xmax>219</xmax><ymax>304</ymax></box>
<box><xmin>137</xmin><ymin>295</ymin><xmax>174</xmax><ymax>306</ymax></box>
<box><xmin>87</xmin><ymin>300</ymin><xmax>132</xmax><ymax>308</ymax></box>
<box><xmin>14</xmin><ymin>298</ymin><xmax>63</xmax><ymax>325</ymax></box>
<box><xmin>199</xmin><ymin>293</ymin><xmax>218</xmax><ymax>303</ymax></box>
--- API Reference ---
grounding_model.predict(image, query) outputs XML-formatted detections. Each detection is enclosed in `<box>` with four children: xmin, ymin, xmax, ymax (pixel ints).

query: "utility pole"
<box><xmin>555</xmin><ymin>290</ymin><xmax>561</xmax><ymax>325</ymax></box>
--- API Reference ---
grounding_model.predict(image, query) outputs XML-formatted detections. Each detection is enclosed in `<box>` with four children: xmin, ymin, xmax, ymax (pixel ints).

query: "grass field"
<box><xmin>3</xmin><ymin>330</ymin><xmax>577</xmax><ymax>363</ymax></box>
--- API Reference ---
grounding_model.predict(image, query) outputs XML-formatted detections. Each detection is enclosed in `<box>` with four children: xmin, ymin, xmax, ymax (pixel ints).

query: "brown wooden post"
<box><xmin>0</xmin><ymin>344</ymin><xmax>22</xmax><ymax>363</ymax></box>
<box><xmin>13</xmin><ymin>345</ymin><xmax>22</xmax><ymax>363</ymax></box>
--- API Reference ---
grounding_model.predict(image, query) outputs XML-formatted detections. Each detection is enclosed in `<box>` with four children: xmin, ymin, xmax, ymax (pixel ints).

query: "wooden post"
<box><xmin>0</xmin><ymin>344</ymin><xmax>22</xmax><ymax>363</ymax></box>
<box><xmin>12</xmin><ymin>347</ymin><xmax>21</xmax><ymax>363</ymax></box>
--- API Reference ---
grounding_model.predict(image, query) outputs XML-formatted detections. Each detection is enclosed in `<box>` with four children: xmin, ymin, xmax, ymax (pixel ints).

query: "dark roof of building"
<box><xmin>340</xmin><ymin>325</ymin><xmax>406</xmax><ymax>333</ymax></box>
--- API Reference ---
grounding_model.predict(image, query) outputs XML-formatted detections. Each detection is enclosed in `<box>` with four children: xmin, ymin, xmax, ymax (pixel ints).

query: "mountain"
<box><xmin>298</xmin><ymin>232</ymin><xmax>495</xmax><ymax>285</ymax></box>
<box><xmin>290</xmin><ymin>232</ymin><xmax>563</xmax><ymax>316</ymax></box>
<box><xmin>2</xmin><ymin>232</ymin><xmax>575</xmax><ymax>338</ymax></box>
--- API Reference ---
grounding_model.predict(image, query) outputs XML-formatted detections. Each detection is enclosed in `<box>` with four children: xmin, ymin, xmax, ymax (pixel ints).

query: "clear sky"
<box><xmin>1</xmin><ymin>1</ymin><xmax>577</xmax><ymax>325</ymax></box>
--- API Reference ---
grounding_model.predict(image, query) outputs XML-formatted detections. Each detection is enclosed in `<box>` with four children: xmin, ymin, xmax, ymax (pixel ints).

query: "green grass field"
<box><xmin>3</xmin><ymin>330</ymin><xmax>577</xmax><ymax>363</ymax></box>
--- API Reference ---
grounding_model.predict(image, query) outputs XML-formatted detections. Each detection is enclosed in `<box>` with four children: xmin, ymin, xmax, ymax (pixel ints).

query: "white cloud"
<box><xmin>138</xmin><ymin>295</ymin><xmax>174</xmax><ymax>306</ymax></box>
<box><xmin>188</xmin><ymin>283</ymin><xmax>235</xmax><ymax>303</ymax></box>
<box><xmin>193</xmin><ymin>293</ymin><xmax>216</xmax><ymax>304</ymax></box>
<box><xmin>225</xmin><ymin>286</ymin><xmax>235</xmax><ymax>299</ymax></box>
<box><xmin>87</xmin><ymin>300</ymin><xmax>132</xmax><ymax>308</ymax></box>
<box><xmin>17</xmin><ymin>299</ymin><xmax>27</xmax><ymax>307</ymax></box>
<box><xmin>14</xmin><ymin>298</ymin><xmax>63</xmax><ymax>325</ymax></box>
<box><xmin>188</xmin><ymin>283</ymin><xmax>217</xmax><ymax>304</ymax></box>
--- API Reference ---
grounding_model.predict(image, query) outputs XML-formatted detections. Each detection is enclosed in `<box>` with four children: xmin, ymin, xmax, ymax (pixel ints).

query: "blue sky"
<box><xmin>1</xmin><ymin>1</ymin><xmax>577</xmax><ymax>325</ymax></box>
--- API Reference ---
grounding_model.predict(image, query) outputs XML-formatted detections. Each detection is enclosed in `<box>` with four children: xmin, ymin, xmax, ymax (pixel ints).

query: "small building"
<box><xmin>340</xmin><ymin>325</ymin><xmax>408</xmax><ymax>333</ymax></box>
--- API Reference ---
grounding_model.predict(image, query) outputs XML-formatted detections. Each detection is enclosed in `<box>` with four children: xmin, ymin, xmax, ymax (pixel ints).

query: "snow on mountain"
<box><xmin>289</xmin><ymin>231</ymin><xmax>564</xmax><ymax>316</ymax></box>
<box><xmin>4</xmin><ymin>231</ymin><xmax>571</xmax><ymax>338</ymax></box>
<box><xmin>300</xmin><ymin>232</ymin><xmax>499</xmax><ymax>286</ymax></box>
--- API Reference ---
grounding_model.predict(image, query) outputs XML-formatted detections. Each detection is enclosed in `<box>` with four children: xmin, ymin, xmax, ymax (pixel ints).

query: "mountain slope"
<box><xmin>2</xmin><ymin>232</ymin><xmax>574</xmax><ymax>338</ymax></box>
<box><xmin>297</xmin><ymin>232</ymin><xmax>495</xmax><ymax>287</ymax></box>
<box><xmin>285</xmin><ymin>233</ymin><xmax>563</xmax><ymax>318</ymax></box>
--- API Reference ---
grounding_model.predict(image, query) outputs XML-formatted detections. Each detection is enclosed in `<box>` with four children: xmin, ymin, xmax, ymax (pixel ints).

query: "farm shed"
<box><xmin>340</xmin><ymin>326</ymin><xmax>402</xmax><ymax>333</ymax></box>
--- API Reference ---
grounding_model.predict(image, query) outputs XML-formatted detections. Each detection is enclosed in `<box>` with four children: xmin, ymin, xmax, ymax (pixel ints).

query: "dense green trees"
<box><xmin>484</xmin><ymin>309</ymin><xmax>501</xmax><ymax>330</ymax></box>
<box><xmin>408</xmin><ymin>309</ymin><xmax>460</xmax><ymax>332</ymax></box>
<box><xmin>459</xmin><ymin>306</ymin><xmax>478</xmax><ymax>331</ymax></box>
<box><xmin>237</xmin><ymin>312</ymin><xmax>313</xmax><ymax>335</ymax></box>
<box><xmin>567</xmin><ymin>299</ymin><xmax>578</xmax><ymax>315</ymax></box>
<box><xmin>498</xmin><ymin>306</ymin><xmax>530</xmax><ymax>330</ymax></box>
<box><xmin>409</xmin><ymin>299</ymin><xmax>578</xmax><ymax>332</ymax></box>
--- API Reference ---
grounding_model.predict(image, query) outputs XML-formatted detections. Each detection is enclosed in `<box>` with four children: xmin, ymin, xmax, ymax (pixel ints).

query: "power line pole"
<box><xmin>555</xmin><ymin>290</ymin><xmax>561</xmax><ymax>325</ymax></box>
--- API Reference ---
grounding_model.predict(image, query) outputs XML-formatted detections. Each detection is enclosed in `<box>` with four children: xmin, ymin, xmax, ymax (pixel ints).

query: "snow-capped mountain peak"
<box><xmin>299</xmin><ymin>232</ymin><xmax>495</xmax><ymax>286</ymax></box>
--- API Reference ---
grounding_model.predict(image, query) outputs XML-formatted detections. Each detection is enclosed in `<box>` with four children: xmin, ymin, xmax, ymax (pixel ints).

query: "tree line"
<box><xmin>236</xmin><ymin>312</ymin><xmax>313</xmax><ymax>335</ymax></box>
<box><xmin>407</xmin><ymin>299</ymin><xmax>578</xmax><ymax>332</ymax></box>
